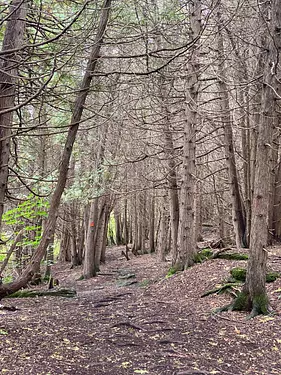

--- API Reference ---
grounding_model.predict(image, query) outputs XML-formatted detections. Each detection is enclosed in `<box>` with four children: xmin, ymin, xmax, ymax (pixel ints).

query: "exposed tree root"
<box><xmin>0</xmin><ymin>304</ymin><xmax>17</xmax><ymax>311</ymax></box>
<box><xmin>201</xmin><ymin>282</ymin><xmax>241</xmax><ymax>297</ymax></box>
<box><xmin>216</xmin><ymin>252</ymin><xmax>249</xmax><ymax>261</ymax></box>
<box><xmin>6</xmin><ymin>288</ymin><xmax>76</xmax><ymax>299</ymax></box>
<box><xmin>213</xmin><ymin>291</ymin><xmax>271</xmax><ymax>318</ymax></box>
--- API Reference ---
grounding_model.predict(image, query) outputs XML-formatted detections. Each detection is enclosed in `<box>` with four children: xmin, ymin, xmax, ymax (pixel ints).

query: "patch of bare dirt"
<box><xmin>1</xmin><ymin>246</ymin><xmax>281</xmax><ymax>375</ymax></box>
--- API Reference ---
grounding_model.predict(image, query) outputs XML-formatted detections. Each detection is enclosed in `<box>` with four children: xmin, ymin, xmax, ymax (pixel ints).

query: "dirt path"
<box><xmin>1</xmin><ymin>246</ymin><xmax>281</xmax><ymax>375</ymax></box>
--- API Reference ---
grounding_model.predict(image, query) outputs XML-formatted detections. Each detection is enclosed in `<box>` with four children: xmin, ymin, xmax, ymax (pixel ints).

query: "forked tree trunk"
<box><xmin>226</xmin><ymin>28</ymin><xmax>252</xmax><ymax>246</ymax></box>
<box><xmin>0</xmin><ymin>0</ymin><xmax>112</xmax><ymax>299</ymax></box>
<box><xmin>217</xmin><ymin>6</ymin><xmax>246</xmax><ymax>248</ymax></box>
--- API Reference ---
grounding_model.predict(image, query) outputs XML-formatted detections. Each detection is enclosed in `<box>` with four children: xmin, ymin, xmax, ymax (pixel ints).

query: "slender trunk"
<box><xmin>123</xmin><ymin>198</ymin><xmax>128</xmax><ymax>246</ymax></box>
<box><xmin>175</xmin><ymin>0</ymin><xmax>201</xmax><ymax>269</ymax></box>
<box><xmin>149</xmin><ymin>193</ymin><xmax>155</xmax><ymax>253</ymax></box>
<box><xmin>217</xmin><ymin>8</ymin><xmax>246</xmax><ymax>248</ymax></box>
<box><xmin>84</xmin><ymin>199</ymin><xmax>99</xmax><ymax>278</ymax></box>
<box><xmin>157</xmin><ymin>195</ymin><xmax>169</xmax><ymax>261</ymax></box>
<box><xmin>114</xmin><ymin>209</ymin><xmax>122</xmax><ymax>245</ymax></box>
<box><xmin>100</xmin><ymin>208</ymin><xmax>110</xmax><ymax>263</ymax></box>
<box><xmin>194</xmin><ymin>180</ymin><xmax>203</xmax><ymax>242</ymax></box>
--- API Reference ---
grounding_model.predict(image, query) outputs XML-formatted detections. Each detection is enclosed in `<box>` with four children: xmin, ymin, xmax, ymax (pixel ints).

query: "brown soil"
<box><xmin>1</xmin><ymin>246</ymin><xmax>281</xmax><ymax>375</ymax></box>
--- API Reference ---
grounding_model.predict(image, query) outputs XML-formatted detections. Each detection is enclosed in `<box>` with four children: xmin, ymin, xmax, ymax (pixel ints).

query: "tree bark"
<box><xmin>216</xmin><ymin>6</ymin><xmax>246</xmax><ymax>248</ymax></box>
<box><xmin>233</xmin><ymin>0</ymin><xmax>281</xmax><ymax>316</ymax></box>
<box><xmin>0</xmin><ymin>0</ymin><xmax>27</xmax><ymax>232</ymax></box>
<box><xmin>175</xmin><ymin>0</ymin><xmax>201</xmax><ymax>269</ymax></box>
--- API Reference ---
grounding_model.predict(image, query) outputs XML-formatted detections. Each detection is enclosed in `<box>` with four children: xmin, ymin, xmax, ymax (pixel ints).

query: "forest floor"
<box><xmin>1</xmin><ymin>245</ymin><xmax>281</xmax><ymax>375</ymax></box>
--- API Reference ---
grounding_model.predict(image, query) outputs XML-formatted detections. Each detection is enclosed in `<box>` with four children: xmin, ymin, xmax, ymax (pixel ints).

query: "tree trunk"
<box><xmin>149</xmin><ymin>193</ymin><xmax>155</xmax><ymax>253</ymax></box>
<box><xmin>273</xmin><ymin>160</ymin><xmax>281</xmax><ymax>238</ymax></box>
<box><xmin>217</xmin><ymin>6</ymin><xmax>246</xmax><ymax>248</ymax></box>
<box><xmin>0</xmin><ymin>1</ymin><xmax>27</xmax><ymax>232</ymax></box>
<box><xmin>157</xmin><ymin>195</ymin><xmax>169</xmax><ymax>261</ymax></box>
<box><xmin>232</xmin><ymin>0</ymin><xmax>281</xmax><ymax>316</ymax></box>
<box><xmin>83</xmin><ymin>199</ymin><xmax>99</xmax><ymax>278</ymax></box>
<box><xmin>175</xmin><ymin>0</ymin><xmax>201</xmax><ymax>269</ymax></box>
<box><xmin>114</xmin><ymin>209</ymin><xmax>122</xmax><ymax>245</ymax></box>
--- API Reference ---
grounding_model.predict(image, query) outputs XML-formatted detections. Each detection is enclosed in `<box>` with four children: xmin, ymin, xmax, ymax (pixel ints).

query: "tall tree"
<box><xmin>230</xmin><ymin>0</ymin><xmax>281</xmax><ymax>316</ymax></box>
<box><xmin>0</xmin><ymin>0</ymin><xmax>27</xmax><ymax>232</ymax></box>
<box><xmin>175</xmin><ymin>0</ymin><xmax>202</xmax><ymax>269</ymax></box>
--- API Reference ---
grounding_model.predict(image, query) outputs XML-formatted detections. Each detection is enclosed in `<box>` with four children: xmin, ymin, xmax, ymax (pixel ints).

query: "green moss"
<box><xmin>230</xmin><ymin>268</ymin><xmax>280</xmax><ymax>283</ymax></box>
<box><xmin>3</xmin><ymin>275</ymin><xmax>13</xmax><ymax>283</ymax></box>
<box><xmin>217</xmin><ymin>253</ymin><xmax>249</xmax><ymax>261</ymax></box>
<box><xmin>232</xmin><ymin>291</ymin><xmax>250</xmax><ymax>311</ymax></box>
<box><xmin>252</xmin><ymin>294</ymin><xmax>269</xmax><ymax>315</ymax></box>
<box><xmin>194</xmin><ymin>248</ymin><xmax>213</xmax><ymax>263</ymax></box>
<box><xmin>166</xmin><ymin>267</ymin><xmax>178</xmax><ymax>278</ymax></box>
<box><xmin>266</xmin><ymin>272</ymin><xmax>280</xmax><ymax>283</ymax></box>
<box><xmin>230</xmin><ymin>267</ymin><xmax>246</xmax><ymax>281</ymax></box>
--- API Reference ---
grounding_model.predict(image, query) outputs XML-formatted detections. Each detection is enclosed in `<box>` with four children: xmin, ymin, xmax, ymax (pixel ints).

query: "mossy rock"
<box><xmin>266</xmin><ymin>271</ymin><xmax>280</xmax><ymax>283</ymax></box>
<box><xmin>194</xmin><ymin>248</ymin><xmax>213</xmax><ymax>263</ymax></box>
<box><xmin>217</xmin><ymin>253</ymin><xmax>248</xmax><ymax>261</ymax></box>
<box><xmin>230</xmin><ymin>267</ymin><xmax>246</xmax><ymax>281</ymax></box>
<box><xmin>230</xmin><ymin>267</ymin><xmax>280</xmax><ymax>283</ymax></box>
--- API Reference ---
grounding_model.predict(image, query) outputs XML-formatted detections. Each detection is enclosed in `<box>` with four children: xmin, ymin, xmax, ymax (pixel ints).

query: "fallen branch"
<box><xmin>5</xmin><ymin>288</ymin><xmax>76</xmax><ymax>298</ymax></box>
<box><xmin>210</xmin><ymin>247</ymin><xmax>232</xmax><ymax>259</ymax></box>
<box><xmin>201</xmin><ymin>282</ymin><xmax>242</xmax><ymax>297</ymax></box>
<box><xmin>0</xmin><ymin>304</ymin><xmax>17</xmax><ymax>311</ymax></box>
<box><xmin>112</xmin><ymin>321</ymin><xmax>143</xmax><ymax>330</ymax></box>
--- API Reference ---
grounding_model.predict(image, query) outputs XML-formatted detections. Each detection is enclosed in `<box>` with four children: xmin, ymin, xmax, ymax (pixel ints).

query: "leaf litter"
<box><xmin>1</xmin><ymin>245</ymin><xmax>281</xmax><ymax>374</ymax></box>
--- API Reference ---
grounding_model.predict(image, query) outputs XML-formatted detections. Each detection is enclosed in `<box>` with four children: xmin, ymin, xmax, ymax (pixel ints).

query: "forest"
<box><xmin>1</xmin><ymin>0</ymin><xmax>281</xmax><ymax>374</ymax></box>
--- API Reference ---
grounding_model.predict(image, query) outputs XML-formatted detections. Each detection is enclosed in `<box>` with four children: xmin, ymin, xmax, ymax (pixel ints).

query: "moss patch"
<box><xmin>252</xmin><ymin>294</ymin><xmax>269</xmax><ymax>315</ymax></box>
<box><xmin>232</xmin><ymin>291</ymin><xmax>251</xmax><ymax>311</ymax></box>
<box><xmin>230</xmin><ymin>267</ymin><xmax>246</xmax><ymax>281</ymax></box>
<box><xmin>166</xmin><ymin>266</ymin><xmax>179</xmax><ymax>278</ymax></box>
<box><xmin>217</xmin><ymin>253</ymin><xmax>248</xmax><ymax>261</ymax></box>
<box><xmin>194</xmin><ymin>248</ymin><xmax>213</xmax><ymax>263</ymax></box>
<box><xmin>230</xmin><ymin>268</ymin><xmax>280</xmax><ymax>283</ymax></box>
<box><xmin>266</xmin><ymin>271</ymin><xmax>280</xmax><ymax>283</ymax></box>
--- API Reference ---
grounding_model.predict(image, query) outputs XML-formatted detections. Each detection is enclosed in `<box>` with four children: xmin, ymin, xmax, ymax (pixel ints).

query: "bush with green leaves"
<box><xmin>3</xmin><ymin>195</ymin><xmax>49</xmax><ymax>248</ymax></box>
